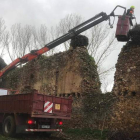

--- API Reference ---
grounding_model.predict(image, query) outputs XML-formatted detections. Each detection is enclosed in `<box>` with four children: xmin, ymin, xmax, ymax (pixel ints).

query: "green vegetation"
<box><xmin>0</xmin><ymin>135</ymin><xmax>18</xmax><ymax>140</ymax></box>
<box><xmin>0</xmin><ymin>129</ymin><xmax>109</xmax><ymax>140</ymax></box>
<box><xmin>64</xmin><ymin>128</ymin><xmax>109</xmax><ymax>140</ymax></box>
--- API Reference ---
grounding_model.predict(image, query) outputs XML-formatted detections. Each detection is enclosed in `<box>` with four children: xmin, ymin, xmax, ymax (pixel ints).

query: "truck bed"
<box><xmin>0</xmin><ymin>91</ymin><xmax>72</xmax><ymax>119</ymax></box>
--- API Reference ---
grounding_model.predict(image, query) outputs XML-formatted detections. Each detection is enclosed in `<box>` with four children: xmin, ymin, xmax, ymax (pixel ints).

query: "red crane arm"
<box><xmin>0</xmin><ymin>47</ymin><xmax>50</xmax><ymax>77</ymax></box>
<box><xmin>0</xmin><ymin>58</ymin><xmax>21</xmax><ymax>77</ymax></box>
<box><xmin>21</xmin><ymin>47</ymin><xmax>49</xmax><ymax>61</ymax></box>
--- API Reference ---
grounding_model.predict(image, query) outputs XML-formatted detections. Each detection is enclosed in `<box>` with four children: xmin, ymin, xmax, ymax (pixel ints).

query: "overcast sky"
<box><xmin>0</xmin><ymin>0</ymin><xmax>139</xmax><ymax>91</ymax></box>
<box><xmin>0</xmin><ymin>0</ymin><xmax>139</xmax><ymax>27</ymax></box>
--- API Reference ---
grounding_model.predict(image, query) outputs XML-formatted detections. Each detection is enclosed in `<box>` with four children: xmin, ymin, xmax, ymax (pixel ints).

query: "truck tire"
<box><xmin>2</xmin><ymin>116</ymin><xmax>16</xmax><ymax>137</ymax></box>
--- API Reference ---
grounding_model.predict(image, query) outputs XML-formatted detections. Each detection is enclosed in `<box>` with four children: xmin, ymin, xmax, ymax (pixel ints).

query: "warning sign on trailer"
<box><xmin>44</xmin><ymin>101</ymin><xmax>53</xmax><ymax>113</ymax></box>
<box><xmin>55</xmin><ymin>104</ymin><xmax>60</xmax><ymax>110</ymax></box>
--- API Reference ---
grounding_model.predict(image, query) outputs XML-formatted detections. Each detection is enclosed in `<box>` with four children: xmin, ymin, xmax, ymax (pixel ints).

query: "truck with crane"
<box><xmin>0</xmin><ymin>5</ymin><xmax>139</xmax><ymax>137</ymax></box>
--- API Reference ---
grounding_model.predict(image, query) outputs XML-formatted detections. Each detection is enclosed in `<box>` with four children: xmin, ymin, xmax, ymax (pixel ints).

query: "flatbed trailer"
<box><xmin>0</xmin><ymin>90</ymin><xmax>72</xmax><ymax>136</ymax></box>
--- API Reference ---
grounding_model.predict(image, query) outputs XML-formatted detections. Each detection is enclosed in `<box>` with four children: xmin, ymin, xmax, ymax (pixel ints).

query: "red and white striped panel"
<box><xmin>44</xmin><ymin>101</ymin><xmax>53</xmax><ymax>113</ymax></box>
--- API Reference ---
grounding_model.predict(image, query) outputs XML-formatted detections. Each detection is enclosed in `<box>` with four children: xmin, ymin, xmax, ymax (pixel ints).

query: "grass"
<box><xmin>0</xmin><ymin>135</ymin><xmax>17</xmax><ymax>140</ymax></box>
<box><xmin>64</xmin><ymin>128</ymin><xmax>109</xmax><ymax>140</ymax></box>
<box><xmin>0</xmin><ymin>129</ymin><xmax>109</xmax><ymax>140</ymax></box>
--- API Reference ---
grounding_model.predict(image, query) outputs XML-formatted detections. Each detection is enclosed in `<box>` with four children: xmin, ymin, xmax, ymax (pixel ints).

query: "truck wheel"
<box><xmin>2</xmin><ymin>116</ymin><xmax>16</xmax><ymax>137</ymax></box>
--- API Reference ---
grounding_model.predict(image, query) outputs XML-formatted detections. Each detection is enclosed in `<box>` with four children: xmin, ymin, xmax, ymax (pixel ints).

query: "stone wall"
<box><xmin>113</xmin><ymin>42</ymin><xmax>140</xmax><ymax>96</ymax></box>
<box><xmin>1</xmin><ymin>47</ymin><xmax>101</xmax><ymax>97</ymax></box>
<box><xmin>111</xmin><ymin>41</ymin><xmax>140</xmax><ymax>134</ymax></box>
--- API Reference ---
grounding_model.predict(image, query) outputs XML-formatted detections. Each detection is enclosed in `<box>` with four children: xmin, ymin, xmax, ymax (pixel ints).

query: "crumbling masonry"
<box><xmin>113</xmin><ymin>41</ymin><xmax>140</xmax><ymax>96</ymax></box>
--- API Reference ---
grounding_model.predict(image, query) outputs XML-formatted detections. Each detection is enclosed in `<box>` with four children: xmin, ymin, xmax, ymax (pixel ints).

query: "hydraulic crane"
<box><xmin>0</xmin><ymin>5</ymin><xmax>134</xmax><ymax>78</ymax></box>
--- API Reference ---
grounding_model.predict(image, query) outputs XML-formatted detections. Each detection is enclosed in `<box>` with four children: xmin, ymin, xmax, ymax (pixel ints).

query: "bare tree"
<box><xmin>32</xmin><ymin>24</ymin><xmax>49</xmax><ymax>48</ymax></box>
<box><xmin>31</xmin><ymin>24</ymin><xmax>57</xmax><ymax>56</ymax></box>
<box><xmin>86</xmin><ymin>23</ymin><xmax>117</xmax><ymax>66</ymax></box>
<box><xmin>5</xmin><ymin>23</ymin><xmax>57</xmax><ymax>61</ymax></box>
<box><xmin>47</xmin><ymin>26</ymin><xmax>60</xmax><ymax>55</ymax></box>
<box><xmin>0</xmin><ymin>18</ymin><xmax>7</xmax><ymax>57</ymax></box>
<box><xmin>11</xmin><ymin>24</ymin><xmax>32</xmax><ymax>58</ymax></box>
<box><xmin>5</xmin><ymin>24</ymin><xmax>33</xmax><ymax>61</ymax></box>
<box><xmin>56</xmin><ymin>14</ymin><xmax>83</xmax><ymax>50</ymax></box>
